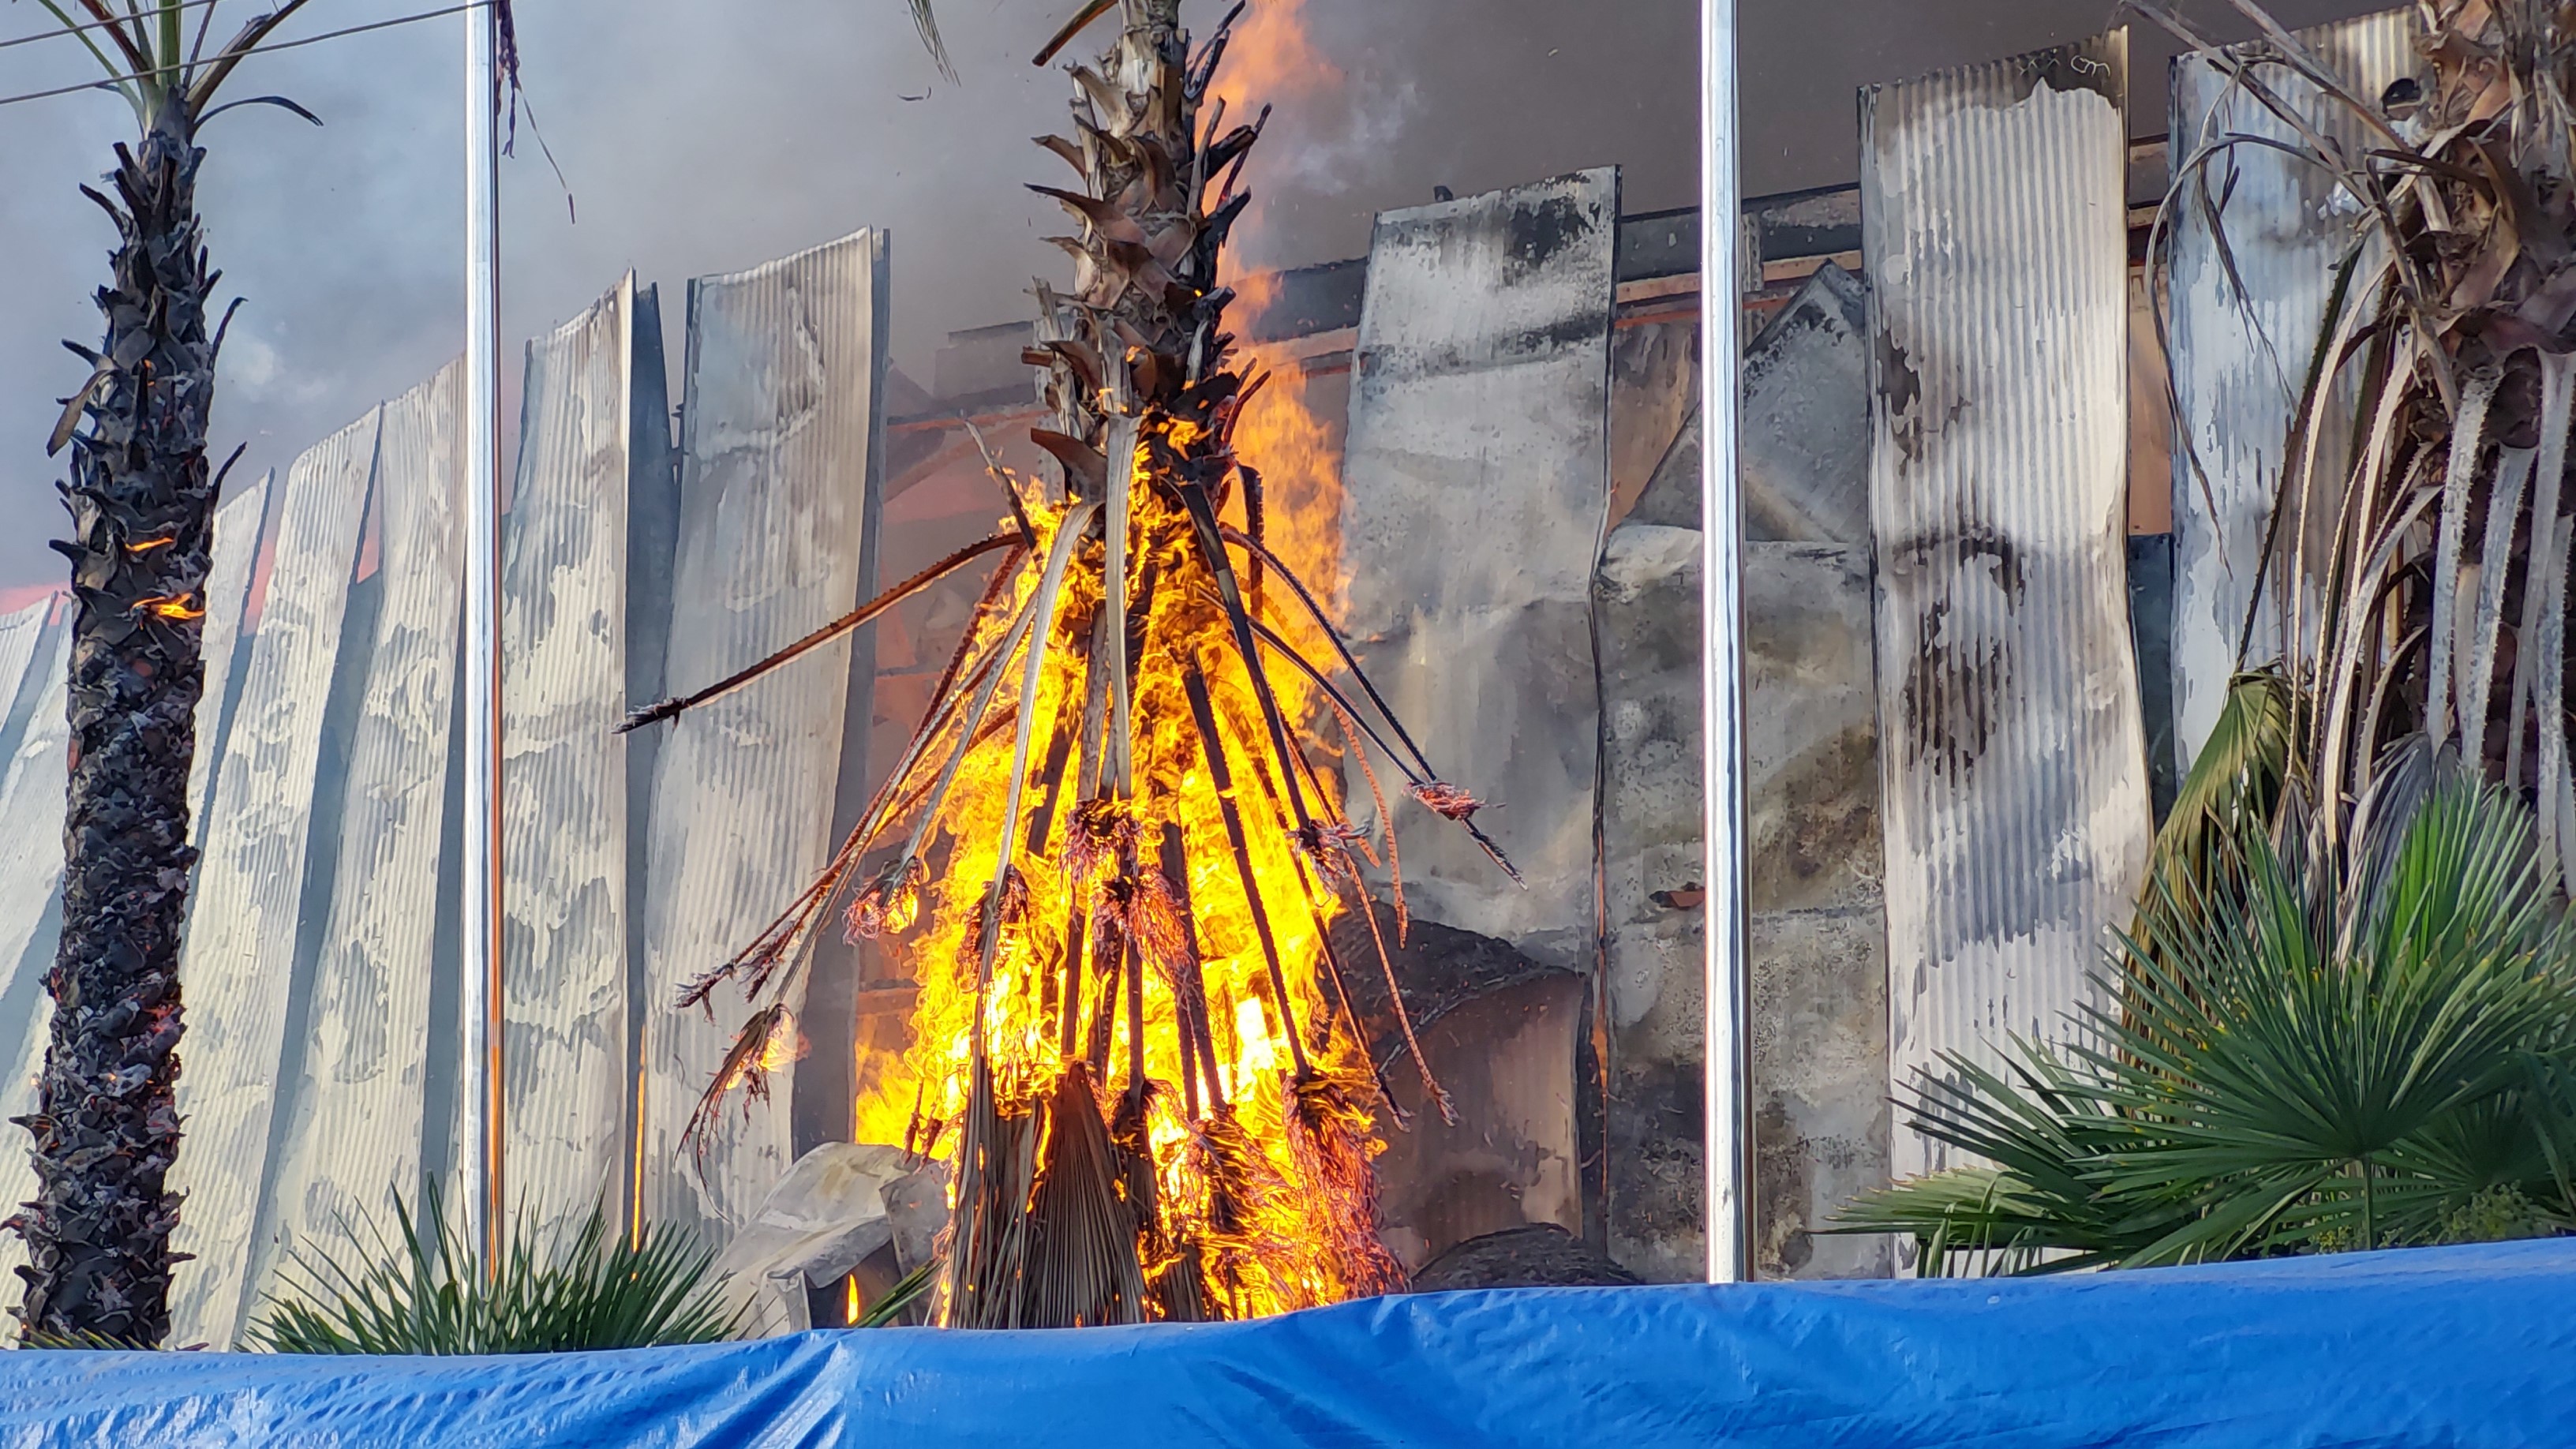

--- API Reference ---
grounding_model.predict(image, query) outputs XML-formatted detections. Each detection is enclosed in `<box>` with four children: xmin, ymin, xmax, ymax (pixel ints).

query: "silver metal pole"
<box><xmin>1699</xmin><ymin>0</ymin><xmax>1753</xmax><ymax>1286</ymax></box>
<box><xmin>462</xmin><ymin>0</ymin><xmax>506</xmax><ymax>1267</ymax></box>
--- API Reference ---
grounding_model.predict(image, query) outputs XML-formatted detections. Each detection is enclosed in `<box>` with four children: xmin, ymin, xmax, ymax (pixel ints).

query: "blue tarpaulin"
<box><xmin>0</xmin><ymin>1240</ymin><xmax>2570</xmax><ymax>1447</ymax></box>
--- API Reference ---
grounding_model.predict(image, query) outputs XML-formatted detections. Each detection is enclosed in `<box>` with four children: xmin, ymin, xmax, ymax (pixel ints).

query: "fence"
<box><xmin>0</xmin><ymin>6</ymin><xmax>2433</xmax><ymax>1335</ymax></box>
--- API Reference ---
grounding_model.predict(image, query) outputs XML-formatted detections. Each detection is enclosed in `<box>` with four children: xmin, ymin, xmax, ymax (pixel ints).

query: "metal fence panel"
<box><xmin>638</xmin><ymin>231</ymin><xmax>886</xmax><ymax>1330</ymax></box>
<box><xmin>167</xmin><ymin>406</ymin><xmax>379</xmax><ymax>1346</ymax></box>
<box><xmin>1862</xmin><ymin>33</ymin><xmax>2154</xmax><ymax>1181</ymax></box>
<box><xmin>1336</xmin><ymin>169</ymin><xmax>1620</xmax><ymax>971</ymax></box>
<box><xmin>250</xmin><ymin>361</ymin><xmax>466</xmax><ymax>1307</ymax></box>
<box><xmin>496</xmin><ymin>281</ymin><xmax>646</xmax><ymax>1243</ymax></box>
<box><xmin>2166</xmin><ymin>9</ymin><xmax>2422</xmax><ymax>771</ymax></box>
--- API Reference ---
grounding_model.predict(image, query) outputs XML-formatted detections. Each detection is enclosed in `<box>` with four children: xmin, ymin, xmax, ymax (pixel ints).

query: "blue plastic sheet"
<box><xmin>2</xmin><ymin>1240</ymin><xmax>2571</xmax><ymax>1447</ymax></box>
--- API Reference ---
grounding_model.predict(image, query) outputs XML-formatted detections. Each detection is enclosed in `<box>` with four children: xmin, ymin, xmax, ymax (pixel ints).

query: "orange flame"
<box><xmin>1206</xmin><ymin>0</ymin><xmax>1339</xmax><ymax>171</ymax></box>
<box><xmin>135</xmin><ymin>593</ymin><xmax>205</xmax><ymax>621</ymax></box>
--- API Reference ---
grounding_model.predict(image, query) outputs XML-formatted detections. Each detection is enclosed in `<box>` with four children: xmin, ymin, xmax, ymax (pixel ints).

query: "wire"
<box><xmin>0</xmin><ymin>0</ymin><xmax>492</xmax><ymax>110</ymax></box>
<box><xmin>0</xmin><ymin>0</ymin><xmax>224</xmax><ymax>56</ymax></box>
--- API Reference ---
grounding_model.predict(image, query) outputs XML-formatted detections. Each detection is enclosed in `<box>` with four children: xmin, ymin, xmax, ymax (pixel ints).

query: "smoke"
<box><xmin>0</xmin><ymin>0</ymin><xmax>2391</xmax><ymax>598</ymax></box>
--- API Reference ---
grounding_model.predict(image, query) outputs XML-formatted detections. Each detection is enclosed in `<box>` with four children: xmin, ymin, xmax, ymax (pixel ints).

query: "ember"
<box><xmin>629</xmin><ymin>0</ymin><xmax>1510</xmax><ymax>1327</ymax></box>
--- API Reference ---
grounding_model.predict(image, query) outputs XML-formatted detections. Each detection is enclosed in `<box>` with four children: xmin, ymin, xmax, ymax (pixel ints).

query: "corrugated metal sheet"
<box><xmin>1862</xmin><ymin>33</ymin><xmax>2155</xmax><ymax>1181</ymax></box>
<box><xmin>250</xmin><ymin>362</ymin><xmax>465</xmax><ymax>1308</ymax></box>
<box><xmin>0</xmin><ymin>601</ymin><xmax>53</xmax><ymax>749</ymax></box>
<box><xmin>0</xmin><ymin>616</ymin><xmax>72</xmax><ymax>1302</ymax></box>
<box><xmin>186</xmin><ymin>471</ymin><xmax>275</xmax><ymax>844</ymax></box>
<box><xmin>500</xmin><ymin>281</ymin><xmax>641</xmax><ymax>1242</ymax></box>
<box><xmin>2167</xmin><ymin>9</ymin><xmax>2422</xmax><ymax>772</ymax></box>
<box><xmin>168</xmin><ymin>406</ymin><xmax>378</xmax><ymax>1346</ymax></box>
<box><xmin>1337</xmin><ymin>170</ymin><xmax>1619</xmax><ymax>971</ymax></box>
<box><xmin>638</xmin><ymin>230</ymin><xmax>885</xmax><ymax>1326</ymax></box>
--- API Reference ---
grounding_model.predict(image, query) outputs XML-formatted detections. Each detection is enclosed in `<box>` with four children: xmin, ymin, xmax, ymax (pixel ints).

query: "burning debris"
<box><xmin>625</xmin><ymin>0</ymin><xmax>1511</xmax><ymax>1327</ymax></box>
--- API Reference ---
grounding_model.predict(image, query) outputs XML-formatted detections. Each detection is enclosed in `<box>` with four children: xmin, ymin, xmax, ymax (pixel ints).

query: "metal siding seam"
<box><xmin>2166</xmin><ymin>9</ymin><xmax>2422</xmax><ymax>773</ymax></box>
<box><xmin>500</xmin><ymin>283</ymin><xmax>638</xmax><ymax>1245</ymax></box>
<box><xmin>638</xmin><ymin>231</ymin><xmax>882</xmax><ymax>1331</ymax></box>
<box><xmin>186</xmin><ymin>471</ymin><xmax>275</xmax><ymax>848</ymax></box>
<box><xmin>247</xmin><ymin>362</ymin><xmax>467</xmax><ymax>1320</ymax></box>
<box><xmin>166</xmin><ymin>405</ymin><xmax>379</xmax><ymax>1347</ymax></box>
<box><xmin>1864</xmin><ymin>34</ymin><xmax>2154</xmax><ymax>1182</ymax></box>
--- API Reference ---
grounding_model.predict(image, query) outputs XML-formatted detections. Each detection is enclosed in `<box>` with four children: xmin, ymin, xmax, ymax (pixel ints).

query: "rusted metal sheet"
<box><xmin>1337</xmin><ymin>170</ymin><xmax>1619</xmax><ymax>971</ymax></box>
<box><xmin>168</xmin><ymin>405</ymin><xmax>378</xmax><ymax>1346</ymax></box>
<box><xmin>1862</xmin><ymin>34</ymin><xmax>2155</xmax><ymax>1182</ymax></box>
<box><xmin>492</xmin><ymin>280</ymin><xmax>651</xmax><ymax>1244</ymax></box>
<box><xmin>638</xmin><ymin>231</ymin><xmax>886</xmax><ymax>1327</ymax></box>
<box><xmin>0</xmin><ymin>616</ymin><xmax>72</xmax><ymax>1300</ymax></box>
<box><xmin>185</xmin><ymin>470</ymin><xmax>275</xmax><ymax>846</ymax></box>
<box><xmin>249</xmin><ymin>363</ymin><xmax>465</xmax><ymax>1308</ymax></box>
<box><xmin>2167</xmin><ymin>9</ymin><xmax>2421</xmax><ymax>773</ymax></box>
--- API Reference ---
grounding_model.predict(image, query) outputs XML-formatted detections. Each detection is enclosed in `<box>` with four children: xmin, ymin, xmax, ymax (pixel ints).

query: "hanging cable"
<box><xmin>0</xmin><ymin>0</ymin><xmax>226</xmax><ymax>56</ymax></box>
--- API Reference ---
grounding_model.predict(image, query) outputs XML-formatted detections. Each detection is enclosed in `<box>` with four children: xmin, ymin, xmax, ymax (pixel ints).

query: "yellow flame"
<box><xmin>852</xmin><ymin>420</ymin><xmax>1382</xmax><ymax>1316</ymax></box>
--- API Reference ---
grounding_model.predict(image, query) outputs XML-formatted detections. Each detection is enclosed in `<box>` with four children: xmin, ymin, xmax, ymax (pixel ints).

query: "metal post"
<box><xmin>1699</xmin><ymin>0</ymin><xmax>1753</xmax><ymax>1286</ymax></box>
<box><xmin>462</xmin><ymin>0</ymin><xmax>507</xmax><ymax>1267</ymax></box>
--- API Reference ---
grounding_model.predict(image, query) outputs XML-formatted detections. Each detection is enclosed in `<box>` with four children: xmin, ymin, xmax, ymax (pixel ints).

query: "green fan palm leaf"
<box><xmin>1842</xmin><ymin>774</ymin><xmax>2576</xmax><ymax>1271</ymax></box>
<box><xmin>249</xmin><ymin>1186</ymin><xmax>739</xmax><ymax>1356</ymax></box>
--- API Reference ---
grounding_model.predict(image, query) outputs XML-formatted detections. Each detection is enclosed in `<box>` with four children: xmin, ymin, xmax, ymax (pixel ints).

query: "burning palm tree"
<box><xmin>7</xmin><ymin>0</ymin><xmax>353</xmax><ymax>1346</ymax></box>
<box><xmin>629</xmin><ymin>0</ymin><xmax>1510</xmax><ymax>1325</ymax></box>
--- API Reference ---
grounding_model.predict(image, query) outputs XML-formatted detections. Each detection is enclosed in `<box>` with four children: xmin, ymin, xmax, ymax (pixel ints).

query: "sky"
<box><xmin>0</xmin><ymin>0</ymin><xmax>2391</xmax><ymax>597</ymax></box>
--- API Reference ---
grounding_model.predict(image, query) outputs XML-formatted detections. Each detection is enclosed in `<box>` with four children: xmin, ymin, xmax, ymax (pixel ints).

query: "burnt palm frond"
<box><xmin>621</xmin><ymin>531</ymin><xmax>1017</xmax><ymax>734</ymax></box>
<box><xmin>1033</xmin><ymin>0</ymin><xmax>1117</xmax><ymax>68</ymax></box>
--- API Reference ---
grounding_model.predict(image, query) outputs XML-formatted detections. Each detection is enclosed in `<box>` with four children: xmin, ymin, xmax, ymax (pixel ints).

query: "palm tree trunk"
<box><xmin>15</xmin><ymin>94</ymin><xmax>217</xmax><ymax>1346</ymax></box>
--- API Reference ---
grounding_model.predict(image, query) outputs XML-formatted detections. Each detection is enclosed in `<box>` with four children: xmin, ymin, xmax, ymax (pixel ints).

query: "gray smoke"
<box><xmin>0</xmin><ymin>0</ymin><xmax>2383</xmax><ymax>596</ymax></box>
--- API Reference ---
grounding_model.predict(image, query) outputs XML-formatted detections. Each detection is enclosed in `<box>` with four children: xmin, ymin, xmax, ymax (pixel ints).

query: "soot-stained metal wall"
<box><xmin>10</xmin><ymin>235</ymin><xmax>882</xmax><ymax>1346</ymax></box>
<box><xmin>638</xmin><ymin>230</ymin><xmax>886</xmax><ymax>1335</ymax></box>
<box><xmin>1863</xmin><ymin>33</ymin><xmax>2156</xmax><ymax>1185</ymax></box>
<box><xmin>167</xmin><ymin>404</ymin><xmax>383</xmax><ymax>1345</ymax></box>
<box><xmin>2166</xmin><ymin>8</ymin><xmax>2421</xmax><ymax>773</ymax></box>
<box><xmin>1338</xmin><ymin>169</ymin><xmax>1621</xmax><ymax>974</ymax></box>
<box><xmin>1599</xmin><ymin>265</ymin><xmax>1890</xmax><ymax>1283</ymax></box>
<box><xmin>492</xmin><ymin>277</ymin><xmax>677</xmax><ymax>1252</ymax></box>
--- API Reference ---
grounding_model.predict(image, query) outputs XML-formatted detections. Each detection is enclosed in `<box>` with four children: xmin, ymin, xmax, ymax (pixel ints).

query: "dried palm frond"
<box><xmin>2135</xmin><ymin>0</ymin><xmax>2576</xmax><ymax>889</ymax></box>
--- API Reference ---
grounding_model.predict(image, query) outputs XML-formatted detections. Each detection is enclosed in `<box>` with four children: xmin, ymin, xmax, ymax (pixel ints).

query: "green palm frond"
<box><xmin>248</xmin><ymin>1185</ymin><xmax>739</xmax><ymax>1355</ymax></box>
<box><xmin>1840</xmin><ymin>774</ymin><xmax>2576</xmax><ymax>1272</ymax></box>
<box><xmin>20</xmin><ymin>0</ymin><xmax>320</xmax><ymax>122</ymax></box>
<box><xmin>2129</xmin><ymin>669</ymin><xmax>2296</xmax><ymax>976</ymax></box>
<box><xmin>856</xmin><ymin>1258</ymin><xmax>937</xmax><ymax>1328</ymax></box>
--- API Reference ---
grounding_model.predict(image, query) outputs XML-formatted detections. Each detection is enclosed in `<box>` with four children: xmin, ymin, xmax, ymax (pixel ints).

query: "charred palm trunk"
<box><xmin>13</xmin><ymin>95</ymin><xmax>219</xmax><ymax>1346</ymax></box>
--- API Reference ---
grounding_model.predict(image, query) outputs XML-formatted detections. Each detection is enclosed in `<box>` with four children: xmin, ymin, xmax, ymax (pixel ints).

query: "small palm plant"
<box><xmin>248</xmin><ymin>1186</ymin><xmax>737</xmax><ymax>1356</ymax></box>
<box><xmin>1841</xmin><ymin>751</ymin><xmax>2576</xmax><ymax>1273</ymax></box>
